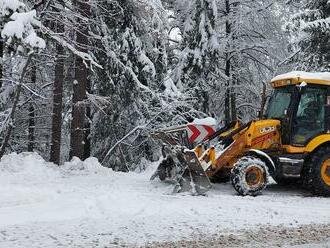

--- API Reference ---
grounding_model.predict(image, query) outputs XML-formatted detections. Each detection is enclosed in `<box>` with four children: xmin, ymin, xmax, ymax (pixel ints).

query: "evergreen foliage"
<box><xmin>290</xmin><ymin>0</ymin><xmax>330</xmax><ymax>70</ymax></box>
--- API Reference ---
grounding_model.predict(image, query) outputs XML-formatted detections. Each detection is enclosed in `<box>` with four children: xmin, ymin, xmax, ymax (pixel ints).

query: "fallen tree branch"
<box><xmin>100</xmin><ymin>101</ymin><xmax>186</xmax><ymax>165</ymax></box>
<box><xmin>101</xmin><ymin>125</ymin><xmax>145</xmax><ymax>165</ymax></box>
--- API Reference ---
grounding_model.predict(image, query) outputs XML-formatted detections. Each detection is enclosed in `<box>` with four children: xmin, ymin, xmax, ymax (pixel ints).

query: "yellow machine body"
<box><xmin>197</xmin><ymin>120</ymin><xmax>281</xmax><ymax>178</ymax></box>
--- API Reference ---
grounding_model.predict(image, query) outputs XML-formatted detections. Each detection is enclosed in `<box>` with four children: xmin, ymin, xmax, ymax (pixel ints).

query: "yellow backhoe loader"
<box><xmin>151</xmin><ymin>71</ymin><xmax>330</xmax><ymax>196</ymax></box>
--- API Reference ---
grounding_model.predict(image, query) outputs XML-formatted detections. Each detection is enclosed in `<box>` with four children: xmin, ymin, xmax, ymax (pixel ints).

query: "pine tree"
<box><xmin>290</xmin><ymin>0</ymin><xmax>330</xmax><ymax>70</ymax></box>
<box><xmin>91</xmin><ymin>0</ymin><xmax>170</xmax><ymax>169</ymax></box>
<box><xmin>174</xmin><ymin>0</ymin><xmax>220</xmax><ymax>115</ymax></box>
<box><xmin>50</xmin><ymin>20</ymin><xmax>65</xmax><ymax>165</ymax></box>
<box><xmin>70</xmin><ymin>0</ymin><xmax>91</xmax><ymax>160</ymax></box>
<box><xmin>174</xmin><ymin>0</ymin><xmax>286</xmax><ymax>122</ymax></box>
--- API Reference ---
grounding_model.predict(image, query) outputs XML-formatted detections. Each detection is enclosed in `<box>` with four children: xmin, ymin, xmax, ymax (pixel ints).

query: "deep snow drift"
<box><xmin>0</xmin><ymin>153</ymin><xmax>330</xmax><ymax>247</ymax></box>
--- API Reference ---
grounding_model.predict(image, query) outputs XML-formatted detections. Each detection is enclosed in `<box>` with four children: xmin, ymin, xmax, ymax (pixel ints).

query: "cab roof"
<box><xmin>271</xmin><ymin>71</ymin><xmax>330</xmax><ymax>88</ymax></box>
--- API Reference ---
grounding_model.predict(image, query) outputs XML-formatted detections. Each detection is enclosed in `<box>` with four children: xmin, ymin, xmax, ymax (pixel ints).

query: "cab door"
<box><xmin>291</xmin><ymin>86</ymin><xmax>327</xmax><ymax>146</ymax></box>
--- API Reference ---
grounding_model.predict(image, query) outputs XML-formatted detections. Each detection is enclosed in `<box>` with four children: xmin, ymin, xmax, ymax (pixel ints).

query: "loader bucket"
<box><xmin>150</xmin><ymin>149</ymin><xmax>212</xmax><ymax>195</ymax></box>
<box><xmin>173</xmin><ymin>150</ymin><xmax>212</xmax><ymax>195</ymax></box>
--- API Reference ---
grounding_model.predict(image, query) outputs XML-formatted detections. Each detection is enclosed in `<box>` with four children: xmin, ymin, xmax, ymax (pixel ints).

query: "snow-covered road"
<box><xmin>0</xmin><ymin>153</ymin><xmax>329</xmax><ymax>247</ymax></box>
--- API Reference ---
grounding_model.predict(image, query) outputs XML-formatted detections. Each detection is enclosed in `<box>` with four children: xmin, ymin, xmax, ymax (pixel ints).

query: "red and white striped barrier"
<box><xmin>186</xmin><ymin>124</ymin><xmax>216</xmax><ymax>144</ymax></box>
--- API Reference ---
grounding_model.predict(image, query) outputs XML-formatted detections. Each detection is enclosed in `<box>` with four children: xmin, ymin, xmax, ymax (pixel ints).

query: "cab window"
<box><xmin>292</xmin><ymin>87</ymin><xmax>326</xmax><ymax>145</ymax></box>
<box><xmin>266</xmin><ymin>87</ymin><xmax>292</xmax><ymax>119</ymax></box>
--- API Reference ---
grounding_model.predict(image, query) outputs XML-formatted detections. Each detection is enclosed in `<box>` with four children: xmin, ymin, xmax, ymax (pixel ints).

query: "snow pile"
<box><xmin>0</xmin><ymin>153</ymin><xmax>112</xmax><ymax>183</ymax></box>
<box><xmin>62</xmin><ymin>156</ymin><xmax>113</xmax><ymax>176</ymax></box>
<box><xmin>0</xmin><ymin>152</ymin><xmax>44</xmax><ymax>173</ymax></box>
<box><xmin>272</xmin><ymin>71</ymin><xmax>330</xmax><ymax>82</ymax></box>
<box><xmin>0</xmin><ymin>153</ymin><xmax>59</xmax><ymax>182</ymax></box>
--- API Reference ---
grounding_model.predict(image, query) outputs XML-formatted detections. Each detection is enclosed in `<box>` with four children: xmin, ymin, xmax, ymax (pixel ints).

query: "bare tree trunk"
<box><xmin>84</xmin><ymin>103</ymin><xmax>91</xmax><ymax>159</ymax></box>
<box><xmin>224</xmin><ymin>57</ymin><xmax>231</xmax><ymax>124</ymax></box>
<box><xmin>84</xmin><ymin>61</ymin><xmax>92</xmax><ymax>159</ymax></box>
<box><xmin>229</xmin><ymin>1</ymin><xmax>239</xmax><ymax>122</ymax></box>
<box><xmin>27</xmin><ymin>104</ymin><xmax>35</xmax><ymax>152</ymax></box>
<box><xmin>70</xmin><ymin>0</ymin><xmax>90</xmax><ymax>160</ymax></box>
<box><xmin>0</xmin><ymin>54</ymin><xmax>33</xmax><ymax>159</ymax></box>
<box><xmin>0</xmin><ymin>27</ymin><xmax>3</xmax><ymax>89</ymax></box>
<box><xmin>70</xmin><ymin>55</ymin><xmax>87</xmax><ymax>160</ymax></box>
<box><xmin>202</xmin><ymin>90</ymin><xmax>209</xmax><ymax>114</ymax></box>
<box><xmin>27</xmin><ymin>65</ymin><xmax>36</xmax><ymax>152</ymax></box>
<box><xmin>224</xmin><ymin>0</ymin><xmax>231</xmax><ymax>124</ymax></box>
<box><xmin>50</xmin><ymin>24</ymin><xmax>65</xmax><ymax>165</ymax></box>
<box><xmin>230</xmin><ymin>89</ymin><xmax>237</xmax><ymax>121</ymax></box>
<box><xmin>224</xmin><ymin>81</ymin><xmax>231</xmax><ymax>124</ymax></box>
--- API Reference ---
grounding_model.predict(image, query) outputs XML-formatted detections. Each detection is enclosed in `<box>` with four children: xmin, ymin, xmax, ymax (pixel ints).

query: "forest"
<box><xmin>0</xmin><ymin>0</ymin><xmax>328</xmax><ymax>169</ymax></box>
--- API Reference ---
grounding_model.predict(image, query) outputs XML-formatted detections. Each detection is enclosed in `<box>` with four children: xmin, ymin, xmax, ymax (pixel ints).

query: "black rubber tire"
<box><xmin>231</xmin><ymin>156</ymin><xmax>269</xmax><ymax>196</ymax></box>
<box><xmin>302</xmin><ymin>147</ymin><xmax>330</xmax><ymax>197</ymax></box>
<box><xmin>301</xmin><ymin>155</ymin><xmax>313</xmax><ymax>190</ymax></box>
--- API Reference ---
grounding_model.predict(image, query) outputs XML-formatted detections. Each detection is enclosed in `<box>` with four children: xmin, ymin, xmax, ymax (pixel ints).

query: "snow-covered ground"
<box><xmin>0</xmin><ymin>153</ymin><xmax>330</xmax><ymax>247</ymax></box>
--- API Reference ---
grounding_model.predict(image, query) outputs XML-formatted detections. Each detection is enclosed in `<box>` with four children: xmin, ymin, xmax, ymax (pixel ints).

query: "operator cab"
<box><xmin>266</xmin><ymin>72</ymin><xmax>330</xmax><ymax>147</ymax></box>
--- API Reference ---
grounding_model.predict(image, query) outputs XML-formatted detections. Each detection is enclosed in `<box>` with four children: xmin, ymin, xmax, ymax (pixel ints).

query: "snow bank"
<box><xmin>0</xmin><ymin>152</ymin><xmax>59</xmax><ymax>181</ymax></box>
<box><xmin>0</xmin><ymin>152</ymin><xmax>111</xmax><ymax>182</ymax></box>
<box><xmin>272</xmin><ymin>71</ymin><xmax>330</xmax><ymax>82</ymax></box>
<box><xmin>62</xmin><ymin>156</ymin><xmax>114</xmax><ymax>176</ymax></box>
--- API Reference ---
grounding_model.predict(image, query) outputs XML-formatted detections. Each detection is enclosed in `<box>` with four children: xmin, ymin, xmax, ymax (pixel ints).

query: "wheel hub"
<box><xmin>246</xmin><ymin>173</ymin><xmax>257</xmax><ymax>183</ymax></box>
<box><xmin>321</xmin><ymin>159</ymin><xmax>330</xmax><ymax>186</ymax></box>
<box><xmin>245</xmin><ymin>166</ymin><xmax>264</xmax><ymax>187</ymax></box>
<box><xmin>327</xmin><ymin>168</ymin><xmax>330</xmax><ymax>177</ymax></box>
